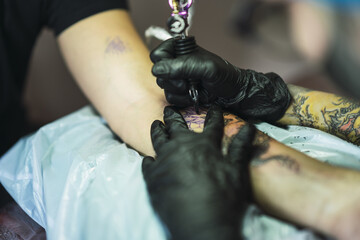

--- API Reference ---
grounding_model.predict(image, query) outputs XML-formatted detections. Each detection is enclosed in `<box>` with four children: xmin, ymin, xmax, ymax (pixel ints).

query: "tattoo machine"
<box><xmin>167</xmin><ymin>0</ymin><xmax>200</xmax><ymax>114</ymax></box>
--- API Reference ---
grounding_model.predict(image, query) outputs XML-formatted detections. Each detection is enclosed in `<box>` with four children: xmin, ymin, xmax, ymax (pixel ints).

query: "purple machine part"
<box><xmin>168</xmin><ymin>0</ymin><xmax>193</xmax><ymax>15</ymax></box>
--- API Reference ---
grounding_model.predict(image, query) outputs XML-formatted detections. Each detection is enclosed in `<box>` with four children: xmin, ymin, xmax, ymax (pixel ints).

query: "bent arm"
<box><xmin>58</xmin><ymin>9</ymin><xmax>167</xmax><ymax>156</ymax></box>
<box><xmin>278</xmin><ymin>84</ymin><xmax>360</xmax><ymax>145</ymax></box>
<box><xmin>183</xmin><ymin>108</ymin><xmax>360</xmax><ymax>239</ymax></box>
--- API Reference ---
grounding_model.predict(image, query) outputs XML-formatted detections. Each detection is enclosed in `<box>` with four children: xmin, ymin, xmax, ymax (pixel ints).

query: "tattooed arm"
<box><xmin>183</xmin><ymin>108</ymin><xmax>360</xmax><ymax>240</ymax></box>
<box><xmin>278</xmin><ymin>84</ymin><xmax>360</xmax><ymax>145</ymax></box>
<box><xmin>250</xmin><ymin>135</ymin><xmax>360</xmax><ymax>240</ymax></box>
<box><xmin>58</xmin><ymin>10</ymin><xmax>167</xmax><ymax>156</ymax></box>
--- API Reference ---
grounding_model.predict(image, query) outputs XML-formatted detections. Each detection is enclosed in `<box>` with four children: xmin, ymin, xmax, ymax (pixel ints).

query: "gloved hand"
<box><xmin>150</xmin><ymin>38</ymin><xmax>292</xmax><ymax>122</ymax></box>
<box><xmin>142</xmin><ymin>106</ymin><xmax>256</xmax><ymax>240</ymax></box>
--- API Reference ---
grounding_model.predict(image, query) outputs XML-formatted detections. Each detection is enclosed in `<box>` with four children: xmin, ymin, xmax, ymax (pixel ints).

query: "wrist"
<box><xmin>110</xmin><ymin>94</ymin><xmax>168</xmax><ymax>156</ymax></box>
<box><xmin>218</xmin><ymin>71</ymin><xmax>291</xmax><ymax>122</ymax></box>
<box><xmin>214</xmin><ymin>66</ymin><xmax>248</xmax><ymax>107</ymax></box>
<box><xmin>215</xmin><ymin>93</ymin><xmax>245</xmax><ymax>109</ymax></box>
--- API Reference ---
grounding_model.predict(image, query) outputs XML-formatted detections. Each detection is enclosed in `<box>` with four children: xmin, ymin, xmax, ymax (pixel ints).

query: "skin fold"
<box><xmin>181</xmin><ymin>106</ymin><xmax>360</xmax><ymax>240</ymax></box>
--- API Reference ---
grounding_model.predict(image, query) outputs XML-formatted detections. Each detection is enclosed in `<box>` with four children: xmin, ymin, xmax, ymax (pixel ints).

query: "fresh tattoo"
<box><xmin>180</xmin><ymin>107</ymin><xmax>247</xmax><ymax>154</ymax></box>
<box><xmin>181</xmin><ymin>107</ymin><xmax>301</xmax><ymax>173</ymax></box>
<box><xmin>105</xmin><ymin>37</ymin><xmax>131</xmax><ymax>54</ymax></box>
<box><xmin>181</xmin><ymin>107</ymin><xmax>207</xmax><ymax>132</ymax></box>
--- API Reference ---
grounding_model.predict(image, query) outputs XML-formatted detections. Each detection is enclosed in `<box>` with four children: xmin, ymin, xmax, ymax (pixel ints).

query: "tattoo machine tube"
<box><xmin>174</xmin><ymin>36</ymin><xmax>200</xmax><ymax>114</ymax></box>
<box><xmin>167</xmin><ymin>0</ymin><xmax>200</xmax><ymax>114</ymax></box>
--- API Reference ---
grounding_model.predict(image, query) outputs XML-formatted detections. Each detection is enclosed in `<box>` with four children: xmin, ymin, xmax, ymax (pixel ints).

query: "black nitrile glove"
<box><xmin>142</xmin><ymin>106</ymin><xmax>256</xmax><ymax>240</ymax></box>
<box><xmin>150</xmin><ymin>38</ymin><xmax>292</xmax><ymax>122</ymax></box>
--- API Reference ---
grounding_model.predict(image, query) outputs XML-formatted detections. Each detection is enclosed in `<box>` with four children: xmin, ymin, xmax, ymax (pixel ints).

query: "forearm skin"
<box><xmin>58</xmin><ymin>10</ymin><xmax>167</xmax><ymax>156</ymax></box>
<box><xmin>278</xmin><ymin>84</ymin><xmax>360</xmax><ymax>145</ymax></box>
<box><xmin>182</xmin><ymin>107</ymin><xmax>360</xmax><ymax>239</ymax></box>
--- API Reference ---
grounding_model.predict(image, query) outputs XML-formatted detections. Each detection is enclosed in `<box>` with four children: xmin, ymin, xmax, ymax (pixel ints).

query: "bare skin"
<box><xmin>181</xmin><ymin>106</ymin><xmax>360</xmax><ymax>240</ymax></box>
<box><xmin>58</xmin><ymin>10</ymin><xmax>168</xmax><ymax>157</ymax></box>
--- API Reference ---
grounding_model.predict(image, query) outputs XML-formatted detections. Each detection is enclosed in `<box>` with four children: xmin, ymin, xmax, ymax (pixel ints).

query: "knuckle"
<box><xmin>150</xmin><ymin>50</ymin><xmax>160</xmax><ymax>63</ymax></box>
<box><xmin>156</xmin><ymin>78</ymin><xmax>165</xmax><ymax>89</ymax></box>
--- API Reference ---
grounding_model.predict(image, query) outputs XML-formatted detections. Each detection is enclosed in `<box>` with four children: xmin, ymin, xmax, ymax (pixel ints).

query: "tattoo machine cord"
<box><xmin>167</xmin><ymin>0</ymin><xmax>200</xmax><ymax>114</ymax></box>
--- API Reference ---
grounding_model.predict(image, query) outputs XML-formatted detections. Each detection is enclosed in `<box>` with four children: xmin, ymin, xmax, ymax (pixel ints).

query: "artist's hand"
<box><xmin>142</xmin><ymin>106</ymin><xmax>256</xmax><ymax>240</ymax></box>
<box><xmin>150</xmin><ymin>38</ymin><xmax>291</xmax><ymax>122</ymax></box>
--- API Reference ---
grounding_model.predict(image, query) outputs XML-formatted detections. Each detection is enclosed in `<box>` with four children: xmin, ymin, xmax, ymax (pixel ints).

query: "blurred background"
<box><xmin>23</xmin><ymin>0</ymin><xmax>360</xmax><ymax>128</ymax></box>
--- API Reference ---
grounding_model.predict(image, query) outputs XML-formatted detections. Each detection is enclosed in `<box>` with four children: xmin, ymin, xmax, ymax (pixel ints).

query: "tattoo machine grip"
<box><xmin>174</xmin><ymin>36</ymin><xmax>200</xmax><ymax>114</ymax></box>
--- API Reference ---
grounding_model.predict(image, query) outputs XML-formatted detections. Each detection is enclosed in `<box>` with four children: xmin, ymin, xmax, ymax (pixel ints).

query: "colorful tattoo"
<box><xmin>280</xmin><ymin>86</ymin><xmax>360</xmax><ymax>145</ymax></box>
<box><xmin>180</xmin><ymin>107</ymin><xmax>246</xmax><ymax>154</ymax></box>
<box><xmin>321</xmin><ymin>97</ymin><xmax>360</xmax><ymax>145</ymax></box>
<box><xmin>291</xmin><ymin>95</ymin><xmax>317</xmax><ymax>128</ymax></box>
<box><xmin>181</xmin><ymin>107</ymin><xmax>207</xmax><ymax>133</ymax></box>
<box><xmin>105</xmin><ymin>37</ymin><xmax>131</xmax><ymax>54</ymax></box>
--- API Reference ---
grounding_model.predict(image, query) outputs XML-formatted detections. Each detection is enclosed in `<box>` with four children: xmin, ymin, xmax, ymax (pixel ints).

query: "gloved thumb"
<box><xmin>227</xmin><ymin>124</ymin><xmax>257</xmax><ymax>203</ymax></box>
<box><xmin>227</xmin><ymin>124</ymin><xmax>256</xmax><ymax>164</ymax></box>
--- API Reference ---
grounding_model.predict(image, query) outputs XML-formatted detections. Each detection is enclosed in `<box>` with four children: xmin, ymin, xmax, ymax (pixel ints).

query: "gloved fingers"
<box><xmin>165</xmin><ymin>92</ymin><xmax>193</xmax><ymax>108</ymax></box>
<box><xmin>150</xmin><ymin>38</ymin><xmax>176</xmax><ymax>63</ymax></box>
<box><xmin>158</xmin><ymin>79</ymin><xmax>216</xmax><ymax>106</ymax></box>
<box><xmin>156</xmin><ymin>78</ymin><xmax>165</xmax><ymax>89</ymax></box>
<box><xmin>152</xmin><ymin>60</ymin><xmax>178</xmax><ymax>79</ymax></box>
<box><xmin>203</xmin><ymin>105</ymin><xmax>224</xmax><ymax>147</ymax></box>
<box><xmin>142</xmin><ymin>156</ymin><xmax>156</xmax><ymax>174</ymax></box>
<box><xmin>163</xmin><ymin>106</ymin><xmax>189</xmax><ymax>136</ymax></box>
<box><xmin>227</xmin><ymin>124</ymin><xmax>256</xmax><ymax>164</ymax></box>
<box><xmin>150</xmin><ymin>120</ymin><xmax>169</xmax><ymax>153</ymax></box>
<box><xmin>152</xmin><ymin>58</ymin><xmax>197</xmax><ymax>80</ymax></box>
<box><xmin>157</xmin><ymin>78</ymin><xmax>188</xmax><ymax>94</ymax></box>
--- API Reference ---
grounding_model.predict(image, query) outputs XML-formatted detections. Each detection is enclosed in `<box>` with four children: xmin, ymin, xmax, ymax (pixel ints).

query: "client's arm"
<box><xmin>58</xmin><ymin>10</ymin><xmax>167</xmax><ymax>156</ymax></box>
<box><xmin>278</xmin><ymin>84</ymin><xmax>360</xmax><ymax>145</ymax></box>
<box><xmin>183</xmin><ymin>108</ymin><xmax>360</xmax><ymax>240</ymax></box>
